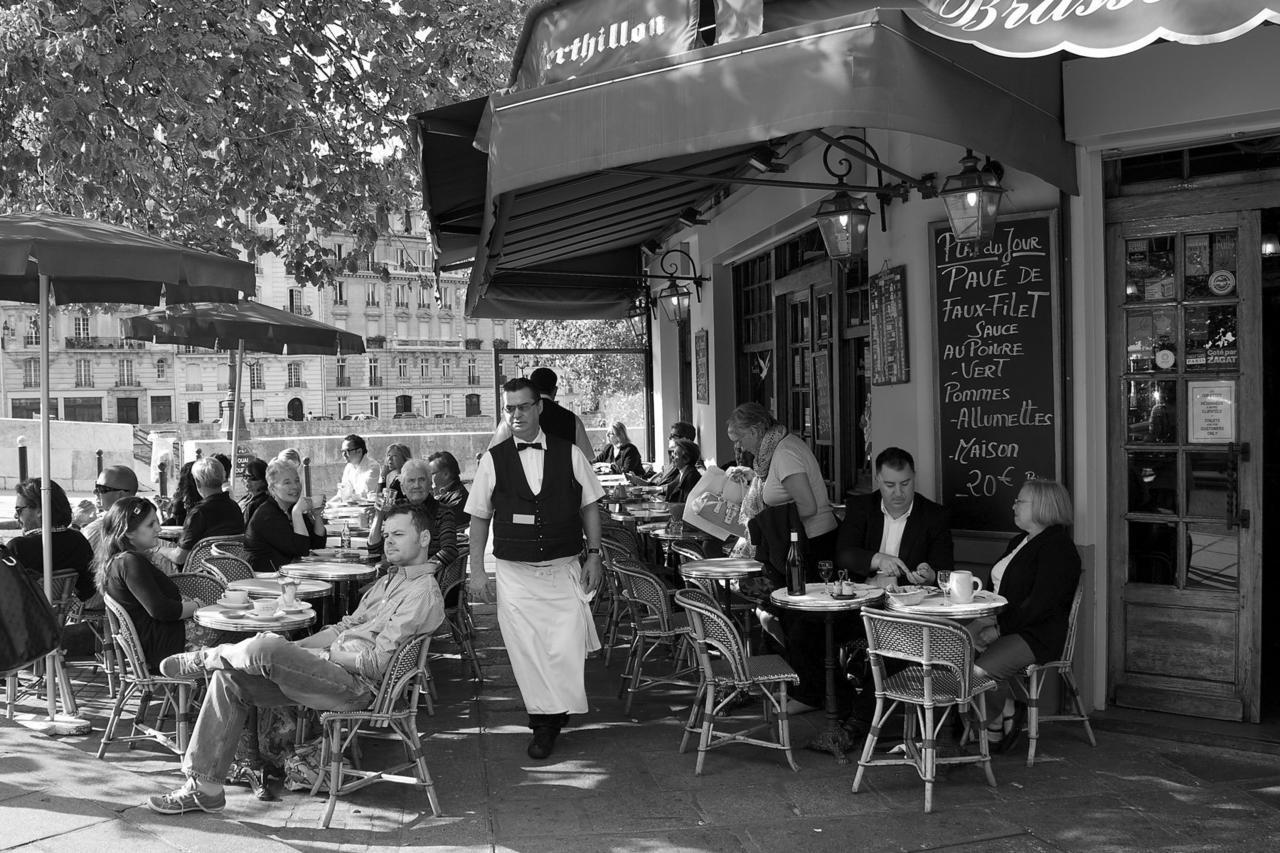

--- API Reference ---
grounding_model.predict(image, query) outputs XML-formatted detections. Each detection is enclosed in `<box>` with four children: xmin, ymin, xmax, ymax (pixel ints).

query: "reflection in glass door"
<box><xmin>1110</xmin><ymin>210</ymin><xmax>1262</xmax><ymax>721</ymax></box>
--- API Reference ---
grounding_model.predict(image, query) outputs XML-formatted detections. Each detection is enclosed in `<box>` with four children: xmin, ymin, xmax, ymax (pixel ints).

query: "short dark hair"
<box><xmin>244</xmin><ymin>458</ymin><xmax>268</xmax><ymax>481</ymax></box>
<box><xmin>669</xmin><ymin>421</ymin><xmax>696</xmax><ymax>441</ymax></box>
<box><xmin>875</xmin><ymin>446</ymin><xmax>915</xmax><ymax>474</ymax></box>
<box><xmin>343</xmin><ymin>434</ymin><xmax>367</xmax><ymax>453</ymax></box>
<box><xmin>503</xmin><ymin>377</ymin><xmax>539</xmax><ymax>398</ymax></box>
<box><xmin>426</xmin><ymin>450</ymin><xmax>461</xmax><ymax>482</ymax></box>
<box><xmin>529</xmin><ymin>367</ymin><xmax>558</xmax><ymax>395</ymax></box>
<box><xmin>382</xmin><ymin>503</ymin><xmax>431</xmax><ymax>535</ymax></box>
<box><xmin>212</xmin><ymin>453</ymin><xmax>232</xmax><ymax>478</ymax></box>
<box><xmin>15</xmin><ymin>478</ymin><xmax>72</xmax><ymax>528</ymax></box>
<box><xmin>671</xmin><ymin>438</ymin><xmax>701</xmax><ymax>466</ymax></box>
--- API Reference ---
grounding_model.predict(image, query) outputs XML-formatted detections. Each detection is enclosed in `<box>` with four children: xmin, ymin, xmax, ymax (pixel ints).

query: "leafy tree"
<box><xmin>512</xmin><ymin>319</ymin><xmax>647</xmax><ymax>412</ymax></box>
<box><xmin>0</xmin><ymin>0</ymin><xmax>526</xmax><ymax>264</ymax></box>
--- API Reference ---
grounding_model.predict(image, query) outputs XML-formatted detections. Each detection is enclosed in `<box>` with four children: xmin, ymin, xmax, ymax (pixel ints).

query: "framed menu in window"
<box><xmin>869</xmin><ymin>264</ymin><xmax>909</xmax><ymax>385</ymax></box>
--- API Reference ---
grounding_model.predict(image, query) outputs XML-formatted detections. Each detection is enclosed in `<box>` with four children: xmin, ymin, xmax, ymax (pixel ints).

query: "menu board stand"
<box><xmin>931</xmin><ymin>212</ymin><xmax>1063</xmax><ymax>533</ymax></box>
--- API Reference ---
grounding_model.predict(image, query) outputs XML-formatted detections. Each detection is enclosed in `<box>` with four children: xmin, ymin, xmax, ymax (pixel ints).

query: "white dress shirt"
<box><xmin>878</xmin><ymin>500</ymin><xmax>915</xmax><ymax>559</ymax></box>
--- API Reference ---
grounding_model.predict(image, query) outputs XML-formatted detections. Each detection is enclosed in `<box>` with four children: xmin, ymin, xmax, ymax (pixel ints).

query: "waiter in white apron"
<box><xmin>467</xmin><ymin>376</ymin><xmax>604</xmax><ymax>760</ymax></box>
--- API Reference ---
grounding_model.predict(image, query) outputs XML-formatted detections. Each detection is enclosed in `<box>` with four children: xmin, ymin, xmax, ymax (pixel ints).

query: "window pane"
<box><xmin>1125</xmin><ymin>307</ymin><xmax>1177</xmax><ymax>372</ymax></box>
<box><xmin>1125</xmin><ymin>379</ymin><xmax>1177</xmax><ymax>443</ymax></box>
<box><xmin>1128</xmin><ymin>520</ymin><xmax>1177</xmax><ymax>585</ymax></box>
<box><xmin>1128</xmin><ymin>452</ymin><xmax>1178</xmax><ymax>514</ymax></box>
<box><xmin>1185</xmin><ymin>522</ymin><xmax>1238</xmax><ymax>591</ymax></box>
<box><xmin>1184</xmin><ymin>305</ymin><xmax>1238</xmax><ymax>371</ymax></box>
<box><xmin>1185</xmin><ymin>451</ymin><xmax>1232</xmax><ymax>518</ymax></box>
<box><xmin>1125</xmin><ymin>235</ymin><xmax>1176</xmax><ymax>302</ymax></box>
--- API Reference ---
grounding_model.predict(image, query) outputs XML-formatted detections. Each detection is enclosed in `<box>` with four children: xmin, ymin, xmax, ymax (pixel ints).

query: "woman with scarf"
<box><xmin>726</xmin><ymin>402</ymin><xmax>839</xmax><ymax>715</ymax></box>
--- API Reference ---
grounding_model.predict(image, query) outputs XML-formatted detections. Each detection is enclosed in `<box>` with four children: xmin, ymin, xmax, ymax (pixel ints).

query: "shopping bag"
<box><xmin>0</xmin><ymin>546</ymin><xmax>61</xmax><ymax>674</ymax></box>
<box><xmin>683</xmin><ymin>465</ymin><xmax>748</xmax><ymax>540</ymax></box>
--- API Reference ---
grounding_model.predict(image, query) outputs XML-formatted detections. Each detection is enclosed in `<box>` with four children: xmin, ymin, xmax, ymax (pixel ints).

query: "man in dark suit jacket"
<box><xmin>835</xmin><ymin>447</ymin><xmax>953</xmax><ymax>586</ymax></box>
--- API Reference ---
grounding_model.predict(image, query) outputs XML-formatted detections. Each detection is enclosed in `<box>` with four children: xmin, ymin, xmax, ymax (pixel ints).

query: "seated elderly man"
<box><xmin>157</xmin><ymin>457</ymin><xmax>244</xmax><ymax>567</ymax></box>
<box><xmin>146</xmin><ymin>504</ymin><xmax>444</xmax><ymax>816</ymax></box>
<box><xmin>367</xmin><ymin>458</ymin><xmax>458</xmax><ymax>573</ymax></box>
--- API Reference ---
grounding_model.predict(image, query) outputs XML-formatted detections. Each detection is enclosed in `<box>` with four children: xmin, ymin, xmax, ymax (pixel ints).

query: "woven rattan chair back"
<box><xmin>102</xmin><ymin>595</ymin><xmax>153</xmax><ymax>681</ymax></box>
<box><xmin>369</xmin><ymin>632</ymin><xmax>431</xmax><ymax>720</ymax></box>
<box><xmin>675</xmin><ymin>590</ymin><xmax>749</xmax><ymax>682</ymax></box>
<box><xmin>170</xmin><ymin>572</ymin><xmax>226</xmax><ymax>606</ymax></box>
<box><xmin>49</xmin><ymin>569</ymin><xmax>81</xmax><ymax>622</ymax></box>
<box><xmin>862</xmin><ymin>609</ymin><xmax>979</xmax><ymax>701</ymax></box>
<box><xmin>670</xmin><ymin>543</ymin><xmax>705</xmax><ymax>564</ymax></box>
<box><xmin>185</xmin><ymin>534</ymin><xmax>244</xmax><ymax>576</ymax></box>
<box><xmin>203</xmin><ymin>553</ymin><xmax>253</xmax><ymax>583</ymax></box>
<box><xmin>435</xmin><ymin>553</ymin><xmax>466</xmax><ymax>595</ymax></box>
<box><xmin>208</xmin><ymin>539</ymin><xmax>249</xmax><ymax>563</ymax></box>
<box><xmin>612</xmin><ymin>558</ymin><xmax>675</xmax><ymax>629</ymax></box>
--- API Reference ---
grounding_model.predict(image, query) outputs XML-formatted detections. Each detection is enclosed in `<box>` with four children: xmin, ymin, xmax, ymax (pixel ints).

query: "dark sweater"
<box><xmin>12</xmin><ymin>528</ymin><xmax>96</xmax><ymax>601</ymax></box>
<box><xmin>178</xmin><ymin>491</ymin><xmax>245</xmax><ymax>550</ymax></box>
<box><xmin>594</xmin><ymin>442</ymin><xmax>645</xmax><ymax>477</ymax></box>
<box><xmin>245</xmin><ymin>499</ymin><xmax>326</xmax><ymax>573</ymax></box>
<box><xmin>991</xmin><ymin>524</ymin><xmax>1081</xmax><ymax>664</ymax></box>
<box><xmin>101</xmin><ymin>551</ymin><xmax>185</xmax><ymax>672</ymax></box>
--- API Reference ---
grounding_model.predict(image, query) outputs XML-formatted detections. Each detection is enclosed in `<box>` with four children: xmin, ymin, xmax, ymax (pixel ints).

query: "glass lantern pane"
<box><xmin>1185</xmin><ymin>451</ymin><xmax>1232</xmax><ymax>518</ymax></box>
<box><xmin>1184</xmin><ymin>305</ymin><xmax>1238</xmax><ymax>371</ymax></box>
<box><xmin>1128</xmin><ymin>520</ymin><xmax>1177</xmax><ymax>585</ymax></box>
<box><xmin>1128</xmin><ymin>452</ymin><xmax>1178</xmax><ymax>513</ymax></box>
<box><xmin>1185</xmin><ymin>522</ymin><xmax>1239</xmax><ymax>591</ymax></box>
<box><xmin>1125</xmin><ymin>235</ymin><xmax>1176</xmax><ymax>302</ymax></box>
<box><xmin>1125</xmin><ymin>379</ymin><xmax>1178</xmax><ymax>444</ymax></box>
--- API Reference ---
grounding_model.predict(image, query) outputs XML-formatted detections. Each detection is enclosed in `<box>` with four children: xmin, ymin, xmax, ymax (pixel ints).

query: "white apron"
<box><xmin>494</xmin><ymin>555</ymin><xmax>600</xmax><ymax>715</ymax></box>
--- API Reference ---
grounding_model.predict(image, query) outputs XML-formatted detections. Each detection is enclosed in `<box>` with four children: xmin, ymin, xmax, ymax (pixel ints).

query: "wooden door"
<box><xmin>1107</xmin><ymin>210</ymin><xmax>1264</xmax><ymax>721</ymax></box>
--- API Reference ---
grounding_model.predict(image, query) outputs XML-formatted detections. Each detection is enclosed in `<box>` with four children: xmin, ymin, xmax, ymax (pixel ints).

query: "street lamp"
<box><xmin>940</xmin><ymin>149</ymin><xmax>1006</xmax><ymax>242</ymax></box>
<box><xmin>814</xmin><ymin>190</ymin><xmax>873</xmax><ymax>261</ymax></box>
<box><xmin>648</xmin><ymin>248</ymin><xmax>703</xmax><ymax>324</ymax></box>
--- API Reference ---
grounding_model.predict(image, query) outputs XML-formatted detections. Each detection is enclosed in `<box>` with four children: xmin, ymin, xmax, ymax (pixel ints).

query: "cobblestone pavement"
<box><xmin>7</xmin><ymin>593</ymin><xmax>1280</xmax><ymax>852</ymax></box>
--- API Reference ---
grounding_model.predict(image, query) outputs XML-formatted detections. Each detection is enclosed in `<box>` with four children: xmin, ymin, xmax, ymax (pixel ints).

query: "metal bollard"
<box><xmin>16</xmin><ymin>435</ymin><xmax>27</xmax><ymax>481</ymax></box>
<box><xmin>159</xmin><ymin>465</ymin><xmax>168</xmax><ymax>498</ymax></box>
<box><xmin>96</xmin><ymin>448</ymin><xmax>104</xmax><ymax>474</ymax></box>
<box><xmin>302</xmin><ymin>456</ymin><xmax>312</xmax><ymax>495</ymax></box>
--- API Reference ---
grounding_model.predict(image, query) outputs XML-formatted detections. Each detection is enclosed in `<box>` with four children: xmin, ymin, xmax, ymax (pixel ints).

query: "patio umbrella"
<box><xmin>122</xmin><ymin>299</ymin><xmax>366</xmax><ymax>490</ymax></box>
<box><xmin>0</xmin><ymin>212</ymin><xmax>253</xmax><ymax>723</ymax></box>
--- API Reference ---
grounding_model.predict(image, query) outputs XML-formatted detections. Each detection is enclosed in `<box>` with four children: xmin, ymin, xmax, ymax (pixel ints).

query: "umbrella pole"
<box><xmin>229</xmin><ymin>341</ymin><xmax>244</xmax><ymax>492</ymax></box>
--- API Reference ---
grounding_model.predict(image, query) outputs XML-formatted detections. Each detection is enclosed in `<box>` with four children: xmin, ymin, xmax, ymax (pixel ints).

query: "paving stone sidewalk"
<box><xmin>7</xmin><ymin>599</ymin><xmax>1280</xmax><ymax>852</ymax></box>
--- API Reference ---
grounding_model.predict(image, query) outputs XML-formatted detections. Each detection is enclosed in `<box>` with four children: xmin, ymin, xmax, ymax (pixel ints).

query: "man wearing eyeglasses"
<box><xmin>466</xmin><ymin>377</ymin><xmax>604</xmax><ymax>760</ymax></box>
<box><xmin>81</xmin><ymin>465</ymin><xmax>139</xmax><ymax>550</ymax></box>
<box><xmin>486</xmin><ymin>366</ymin><xmax>593</xmax><ymax>458</ymax></box>
<box><xmin>337</xmin><ymin>433</ymin><xmax>380</xmax><ymax>501</ymax></box>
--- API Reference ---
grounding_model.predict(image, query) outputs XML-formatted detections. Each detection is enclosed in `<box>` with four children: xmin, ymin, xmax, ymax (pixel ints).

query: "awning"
<box><xmin>418</xmin><ymin>7</ymin><xmax>1076</xmax><ymax>318</ymax></box>
<box><xmin>907</xmin><ymin>0</ymin><xmax>1280</xmax><ymax>59</ymax></box>
<box><xmin>412</xmin><ymin>96</ymin><xmax>489</xmax><ymax>270</ymax></box>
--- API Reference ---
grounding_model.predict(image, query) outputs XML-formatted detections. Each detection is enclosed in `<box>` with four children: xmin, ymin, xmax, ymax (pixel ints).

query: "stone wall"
<box><xmin>0</xmin><ymin>418</ymin><xmax>136</xmax><ymax>492</ymax></box>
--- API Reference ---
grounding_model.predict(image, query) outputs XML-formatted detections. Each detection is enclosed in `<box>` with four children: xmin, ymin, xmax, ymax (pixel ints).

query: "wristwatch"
<box><xmin>585</xmin><ymin>547</ymin><xmax>602</xmax><ymax>555</ymax></box>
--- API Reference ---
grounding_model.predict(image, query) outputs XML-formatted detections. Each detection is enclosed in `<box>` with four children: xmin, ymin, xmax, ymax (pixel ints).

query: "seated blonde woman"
<box><xmin>592</xmin><ymin>421</ymin><xmax>645</xmax><ymax>478</ymax></box>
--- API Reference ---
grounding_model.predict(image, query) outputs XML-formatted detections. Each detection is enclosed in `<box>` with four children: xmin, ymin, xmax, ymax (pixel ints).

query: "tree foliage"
<box><xmin>512</xmin><ymin>318</ymin><xmax>647</xmax><ymax>411</ymax></box>
<box><xmin>0</xmin><ymin>0</ymin><xmax>526</xmax><ymax>261</ymax></box>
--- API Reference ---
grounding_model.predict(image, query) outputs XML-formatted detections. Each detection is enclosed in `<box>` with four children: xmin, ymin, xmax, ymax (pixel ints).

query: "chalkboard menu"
<box><xmin>870</xmin><ymin>265</ymin><xmax>910</xmax><ymax>385</ymax></box>
<box><xmin>932</xmin><ymin>212</ymin><xmax>1061</xmax><ymax>533</ymax></box>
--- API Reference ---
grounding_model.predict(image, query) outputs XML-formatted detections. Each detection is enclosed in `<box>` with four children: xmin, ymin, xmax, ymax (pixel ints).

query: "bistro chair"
<box><xmin>203</xmin><ymin>553</ymin><xmax>254</xmax><ymax>583</ymax></box>
<box><xmin>611</xmin><ymin>558</ymin><xmax>697</xmax><ymax>713</ymax></box>
<box><xmin>97</xmin><ymin>595</ymin><xmax>203</xmax><ymax>759</ymax></box>
<box><xmin>598</xmin><ymin>538</ymin><xmax>639</xmax><ymax>666</ymax></box>
<box><xmin>4</xmin><ymin>569</ymin><xmax>82</xmax><ymax>719</ymax></box>
<box><xmin>673</xmin><ymin>589</ymin><xmax>800</xmax><ymax>775</ymax></box>
<box><xmin>183</xmin><ymin>534</ymin><xmax>244</xmax><ymax>577</ymax></box>
<box><xmin>310</xmin><ymin>631</ymin><xmax>441</xmax><ymax>828</ymax></box>
<box><xmin>171</xmin><ymin>572</ymin><xmax>227</xmax><ymax>649</ymax></box>
<box><xmin>1020</xmin><ymin>583</ymin><xmax>1095</xmax><ymax>766</ymax></box>
<box><xmin>435</xmin><ymin>553</ymin><xmax>483</xmax><ymax>682</ymax></box>
<box><xmin>854</xmin><ymin>609</ymin><xmax>998</xmax><ymax>813</ymax></box>
<box><xmin>209</xmin><ymin>539</ymin><xmax>249</xmax><ymax>563</ymax></box>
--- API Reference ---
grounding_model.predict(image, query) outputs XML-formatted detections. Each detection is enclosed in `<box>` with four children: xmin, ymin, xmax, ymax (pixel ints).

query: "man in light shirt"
<box><xmin>835</xmin><ymin>446</ymin><xmax>953</xmax><ymax>587</ymax></box>
<box><xmin>338</xmin><ymin>433</ymin><xmax>380</xmax><ymax>500</ymax></box>
<box><xmin>145</xmin><ymin>504</ymin><xmax>444</xmax><ymax>816</ymax></box>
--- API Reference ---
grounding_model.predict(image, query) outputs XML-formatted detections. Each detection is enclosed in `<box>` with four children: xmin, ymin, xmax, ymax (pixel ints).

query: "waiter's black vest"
<box><xmin>539</xmin><ymin>398</ymin><xmax>577</xmax><ymax>445</ymax></box>
<box><xmin>491</xmin><ymin>435</ymin><xmax>583</xmax><ymax>562</ymax></box>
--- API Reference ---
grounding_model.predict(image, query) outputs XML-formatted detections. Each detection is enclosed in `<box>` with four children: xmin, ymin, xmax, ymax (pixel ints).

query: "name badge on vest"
<box><xmin>511</xmin><ymin>513</ymin><xmax>537</xmax><ymax>525</ymax></box>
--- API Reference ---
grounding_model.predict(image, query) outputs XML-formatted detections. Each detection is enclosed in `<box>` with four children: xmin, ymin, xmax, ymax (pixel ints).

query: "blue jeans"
<box><xmin>182</xmin><ymin>634</ymin><xmax>372</xmax><ymax>784</ymax></box>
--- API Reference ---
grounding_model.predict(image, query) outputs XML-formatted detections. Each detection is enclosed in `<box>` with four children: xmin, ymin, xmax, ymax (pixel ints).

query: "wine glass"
<box><xmin>818</xmin><ymin>560</ymin><xmax>834</xmax><ymax>595</ymax></box>
<box><xmin>937</xmin><ymin>570</ymin><xmax>952</xmax><ymax>600</ymax></box>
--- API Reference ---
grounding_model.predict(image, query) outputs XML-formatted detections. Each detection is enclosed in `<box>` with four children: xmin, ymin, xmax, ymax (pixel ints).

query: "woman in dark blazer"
<box><xmin>972</xmin><ymin>479</ymin><xmax>1081</xmax><ymax>753</ymax></box>
<box><xmin>663</xmin><ymin>438</ymin><xmax>703</xmax><ymax>504</ymax></box>
<box><xmin>593</xmin><ymin>421</ymin><xmax>646</xmax><ymax>478</ymax></box>
<box><xmin>245</xmin><ymin>459</ymin><xmax>327</xmax><ymax>573</ymax></box>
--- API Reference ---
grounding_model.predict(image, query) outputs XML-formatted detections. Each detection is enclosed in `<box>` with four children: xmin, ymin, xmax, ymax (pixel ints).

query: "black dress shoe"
<box><xmin>527</xmin><ymin>725</ymin><xmax>559</xmax><ymax>760</ymax></box>
<box><xmin>1001</xmin><ymin>703</ymin><xmax>1027</xmax><ymax>755</ymax></box>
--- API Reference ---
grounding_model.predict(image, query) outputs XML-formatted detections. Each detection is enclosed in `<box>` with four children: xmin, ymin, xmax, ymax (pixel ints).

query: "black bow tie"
<box><xmin>517</xmin><ymin>442</ymin><xmax>543</xmax><ymax>452</ymax></box>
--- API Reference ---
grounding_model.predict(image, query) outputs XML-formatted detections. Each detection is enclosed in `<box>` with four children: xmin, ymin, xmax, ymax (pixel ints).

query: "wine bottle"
<box><xmin>340</xmin><ymin>521</ymin><xmax>352</xmax><ymax>550</ymax></box>
<box><xmin>786</xmin><ymin>529</ymin><xmax>806</xmax><ymax>596</ymax></box>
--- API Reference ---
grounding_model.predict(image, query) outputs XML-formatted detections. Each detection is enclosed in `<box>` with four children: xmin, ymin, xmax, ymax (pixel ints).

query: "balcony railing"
<box><xmin>366</xmin><ymin>338</ymin><xmax>386</xmax><ymax>349</ymax></box>
<box><xmin>395</xmin><ymin>301</ymin><xmax>410</xmax><ymax>308</ymax></box>
<box><xmin>464</xmin><ymin>338</ymin><xmax>483</xmax><ymax>350</ymax></box>
<box><xmin>392</xmin><ymin>338</ymin><xmax>461</xmax><ymax>348</ymax></box>
<box><xmin>23</xmin><ymin>335</ymin><xmax>40</xmax><ymax>347</ymax></box>
<box><xmin>75</xmin><ymin>379</ymin><xmax>94</xmax><ymax>388</ymax></box>
<box><xmin>285</xmin><ymin>380</ymin><xmax>308</xmax><ymax>389</ymax></box>
<box><xmin>336</xmin><ymin>376</ymin><xmax>352</xmax><ymax>388</ymax></box>
<box><xmin>286</xmin><ymin>305</ymin><xmax>313</xmax><ymax>317</ymax></box>
<box><xmin>369</xmin><ymin>377</ymin><xmax>384</xmax><ymax>387</ymax></box>
<box><xmin>115</xmin><ymin>378</ymin><xmax>141</xmax><ymax>388</ymax></box>
<box><xmin>65</xmin><ymin>336</ymin><xmax>146</xmax><ymax>350</ymax></box>
<box><xmin>186</xmin><ymin>382</ymin><xmax>203</xmax><ymax>391</ymax></box>
<box><xmin>23</xmin><ymin>378</ymin><xmax>39</xmax><ymax>388</ymax></box>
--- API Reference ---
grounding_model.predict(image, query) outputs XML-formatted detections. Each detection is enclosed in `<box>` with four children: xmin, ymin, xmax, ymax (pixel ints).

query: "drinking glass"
<box><xmin>937</xmin><ymin>570</ymin><xmax>952</xmax><ymax>600</ymax></box>
<box><xmin>818</xmin><ymin>560</ymin><xmax>834</xmax><ymax>595</ymax></box>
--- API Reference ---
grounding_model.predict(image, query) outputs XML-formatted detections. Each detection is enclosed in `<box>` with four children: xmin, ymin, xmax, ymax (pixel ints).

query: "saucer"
<box><xmin>248</xmin><ymin>610</ymin><xmax>281</xmax><ymax>620</ymax></box>
<box><xmin>220</xmin><ymin>610</ymin><xmax>248</xmax><ymax>619</ymax></box>
<box><xmin>217</xmin><ymin>598</ymin><xmax>251</xmax><ymax>609</ymax></box>
<box><xmin>278</xmin><ymin>602</ymin><xmax>312</xmax><ymax>613</ymax></box>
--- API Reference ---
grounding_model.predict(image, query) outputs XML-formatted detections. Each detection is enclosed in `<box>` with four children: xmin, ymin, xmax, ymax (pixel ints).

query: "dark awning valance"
<box><xmin>417</xmin><ymin>7</ymin><xmax>1076</xmax><ymax>319</ymax></box>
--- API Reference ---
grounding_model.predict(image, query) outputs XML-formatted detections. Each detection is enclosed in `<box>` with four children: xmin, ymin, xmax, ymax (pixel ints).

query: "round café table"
<box><xmin>771</xmin><ymin>582</ymin><xmax>885</xmax><ymax>764</ymax></box>
<box><xmin>638</xmin><ymin>521</ymin><xmax>716</xmax><ymax>576</ymax></box>
<box><xmin>679</xmin><ymin>557</ymin><xmax>761</xmax><ymax>615</ymax></box>
<box><xmin>193</xmin><ymin>602</ymin><xmax>316</xmax><ymax>633</ymax></box>
<box><xmin>279</xmin><ymin>560</ymin><xmax>378</xmax><ymax>618</ymax></box>
<box><xmin>227</xmin><ymin>576</ymin><xmax>332</xmax><ymax>602</ymax></box>
<box><xmin>884</xmin><ymin>589</ymin><xmax>1007</xmax><ymax>620</ymax></box>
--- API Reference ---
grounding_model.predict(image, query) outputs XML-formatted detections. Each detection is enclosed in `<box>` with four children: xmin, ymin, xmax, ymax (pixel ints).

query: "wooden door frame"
<box><xmin>1105</xmin><ymin>200</ymin><xmax>1264</xmax><ymax>721</ymax></box>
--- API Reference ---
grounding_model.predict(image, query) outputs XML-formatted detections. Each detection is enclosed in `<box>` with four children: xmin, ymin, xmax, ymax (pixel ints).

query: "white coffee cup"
<box><xmin>252</xmin><ymin>598</ymin><xmax>277</xmax><ymax>615</ymax></box>
<box><xmin>948</xmin><ymin>570</ymin><xmax>983</xmax><ymax>604</ymax></box>
<box><xmin>223</xmin><ymin>589</ymin><xmax>249</xmax><ymax>606</ymax></box>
